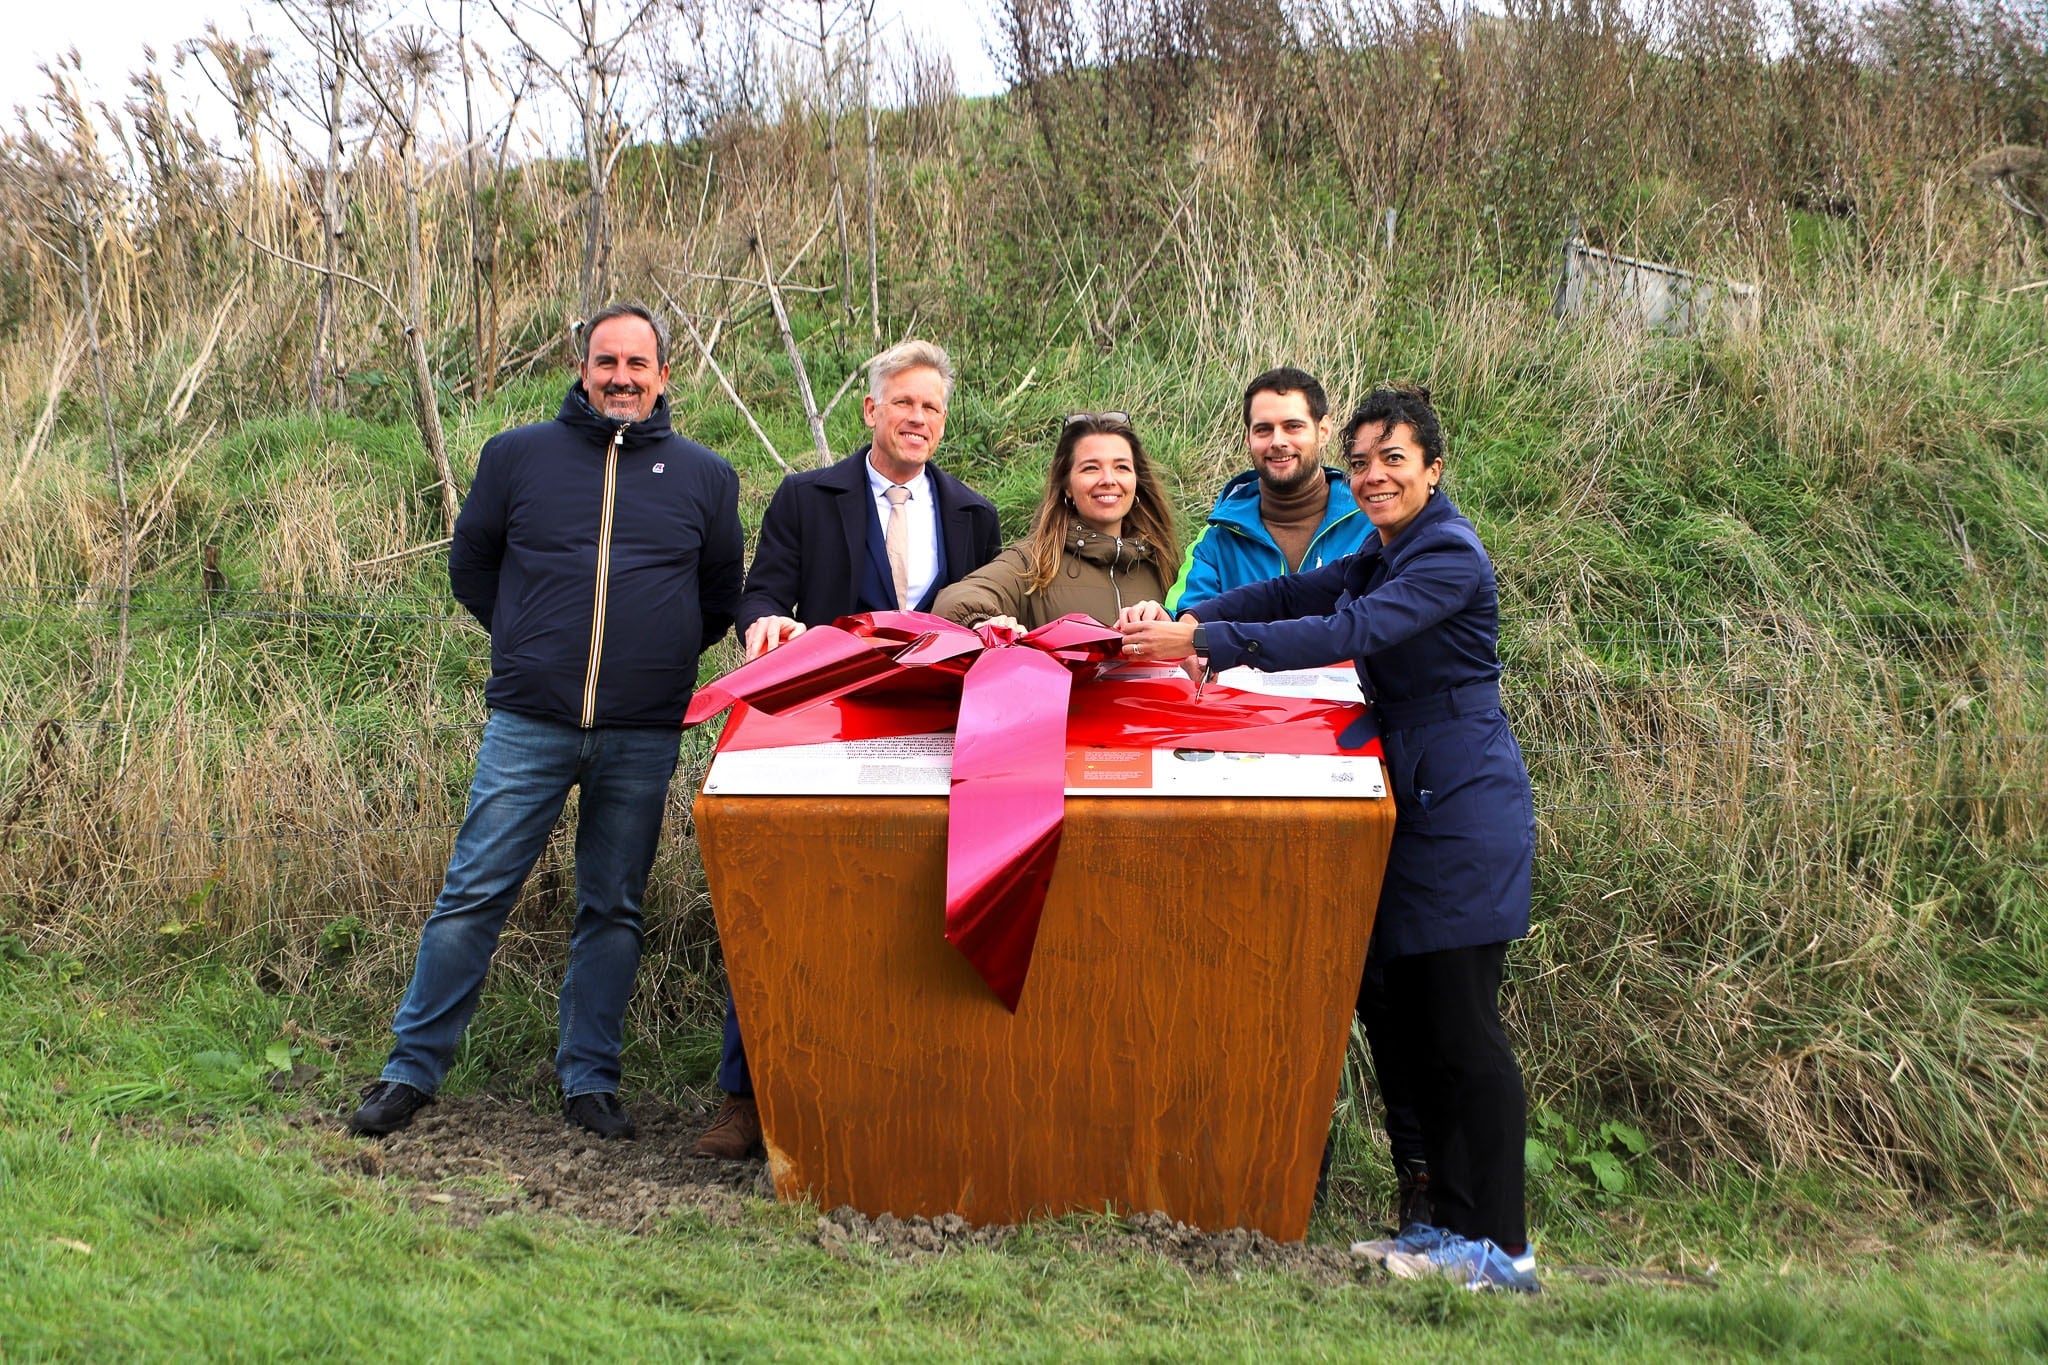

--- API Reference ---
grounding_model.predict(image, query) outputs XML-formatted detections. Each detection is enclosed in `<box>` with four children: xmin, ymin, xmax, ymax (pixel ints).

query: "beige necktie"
<box><xmin>885</xmin><ymin>484</ymin><xmax>912</xmax><ymax>610</ymax></box>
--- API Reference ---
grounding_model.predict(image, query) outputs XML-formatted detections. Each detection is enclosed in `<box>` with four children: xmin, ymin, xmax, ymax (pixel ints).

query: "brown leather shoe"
<box><xmin>692</xmin><ymin>1095</ymin><xmax>763</xmax><ymax>1159</ymax></box>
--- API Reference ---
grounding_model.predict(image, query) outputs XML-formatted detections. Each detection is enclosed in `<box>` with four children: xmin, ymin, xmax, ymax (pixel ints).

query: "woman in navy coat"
<box><xmin>1118</xmin><ymin>386</ymin><xmax>1537</xmax><ymax>1292</ymax></box>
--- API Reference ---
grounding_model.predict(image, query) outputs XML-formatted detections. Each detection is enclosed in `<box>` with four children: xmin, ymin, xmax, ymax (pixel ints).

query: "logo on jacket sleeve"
<box><xmin>652</xmin><ymin>462</ymin><xmax>665</xmax><ymax>473</ymax></box>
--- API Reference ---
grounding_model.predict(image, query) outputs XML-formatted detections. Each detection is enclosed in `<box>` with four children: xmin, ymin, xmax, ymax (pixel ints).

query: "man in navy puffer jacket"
<box><xmin>350</xmin><ymin>303</ymin><xmax>743</xmax><ymax>1142</ymax></box>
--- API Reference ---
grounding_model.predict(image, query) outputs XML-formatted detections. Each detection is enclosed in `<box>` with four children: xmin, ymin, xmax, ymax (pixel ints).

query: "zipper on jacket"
<box><xmin>1224</xmin><ymin>508</ymin><xmax>1361</xmax><ymax>575</ymax></box>
<box><xmin>1110</xmin><ymin>536</ymin><xmax>1127</xmax><ymax>615</ymax></box>
<box><xmin>1303</xmin><ymin>505</ymin><xmax>1362</xmax><ymax>564</ymax></box>
<box><xmin>580</xmin><ymin>424</ymin><xmax>626</xmax><ymax>728</ymax></box>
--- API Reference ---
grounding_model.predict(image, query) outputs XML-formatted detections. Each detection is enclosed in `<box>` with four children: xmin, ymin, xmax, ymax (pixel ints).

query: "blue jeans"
<box><xmin>382</xmin><ymin>709</ymin><xmax>682</xmax><ymax>1099</ymax></box>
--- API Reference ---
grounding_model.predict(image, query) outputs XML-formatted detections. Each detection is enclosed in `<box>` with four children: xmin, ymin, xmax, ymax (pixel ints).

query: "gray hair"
<box><xmin>868</xmin><ymin>338</ymin><xmax>954</xmax><ymax>402</ymax></box>
<box><xmin>579</xmin><ymin>302</ymin><xmax>669</xmax><ymax>369</ymax></box>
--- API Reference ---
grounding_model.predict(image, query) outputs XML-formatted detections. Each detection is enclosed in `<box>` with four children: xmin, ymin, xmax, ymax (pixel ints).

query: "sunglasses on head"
<box><xmin>1063</xmin><ymin>411</ymin><xmax>1132</xmax><ymax>429</ymax></box>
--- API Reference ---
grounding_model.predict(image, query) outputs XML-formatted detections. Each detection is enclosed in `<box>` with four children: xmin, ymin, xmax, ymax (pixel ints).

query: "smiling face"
<box><xmin>1245</xmin><ymin>389</ymin><xmax>1332</xmax><ymax>497</ymax></box>
<box><xmin>1065</xmin><ymin>432</ymin><xmax>1139</xmax><ymax>537</ymax></box>
<box><xmin>1347</xmin><ymin>419</ymin><xmax>1441</xmax><ymax>543</ymax></box>
<box><xmin>863</xmin><ymin>364</ymin><xmax>949</xmax><ymax>483</ymax></box>
<box><xmin>578</xmin><ymin>315</ymin><xmax>669</xmax><ymax>423</ymax></box>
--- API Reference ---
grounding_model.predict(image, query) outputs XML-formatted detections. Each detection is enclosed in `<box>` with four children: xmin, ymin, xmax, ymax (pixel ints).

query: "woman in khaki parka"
<box><xmin>934</xmin><ymin>413</ymin><xmax>1179</xmax><ymax>631</ymax></box>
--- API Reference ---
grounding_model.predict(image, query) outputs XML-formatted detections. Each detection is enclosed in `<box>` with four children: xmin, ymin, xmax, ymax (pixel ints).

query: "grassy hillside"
<box><xmin>0</xmin><ymin>0</ymin><xmax>2043</xmax><ymax>1242</ymax></box>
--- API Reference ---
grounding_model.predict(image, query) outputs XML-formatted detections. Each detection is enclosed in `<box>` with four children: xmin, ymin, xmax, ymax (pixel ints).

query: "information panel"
<box><xmin>703</xmin><ymin>732</ymin><xmax>1384</xmax><ymax>799</ymax></box>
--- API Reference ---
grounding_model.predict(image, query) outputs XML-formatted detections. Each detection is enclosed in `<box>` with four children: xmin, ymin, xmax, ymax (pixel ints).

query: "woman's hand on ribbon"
<box><xmin>1118</xmin><ymin>614</ymin><xmax>1199</xmax><ymax>662</ymax></box>
<box><xmin>1116</xmin><ymin>600</ymin><xmax>1173</xmax><ymax>628</ymax></box>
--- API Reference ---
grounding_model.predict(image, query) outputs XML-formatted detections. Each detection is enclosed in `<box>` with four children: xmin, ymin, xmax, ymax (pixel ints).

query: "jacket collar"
<box><xmin>556</xmin><ymin>382</ymin><xmax>676</xmax><ymax>450</ymax></box>
<box><xmin>1204</xmin><ymin>466</ymin><xmax>1358</xmax><ymax>536</ymax></box>
<box><xmin>1359</xmin><ymin>488</ymin><xmax>1459</xmax><ymax>565</ymax></box>
<box><xmin>1064</xmin><ymin>521</ymin><xmax>1155</xmax><ymax>564</ymax></box>
<box><xmin>827</xmin><ymin>443</ymin><xmax>947</xmax><ymax>493</ymax></box>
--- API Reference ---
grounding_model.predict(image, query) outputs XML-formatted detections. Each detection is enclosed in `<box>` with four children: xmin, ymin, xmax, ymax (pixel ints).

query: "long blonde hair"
<box><xmin>1019</xmin><ymin>415</ymin><xmax>1178</xmax><ymax>592</ymax></box>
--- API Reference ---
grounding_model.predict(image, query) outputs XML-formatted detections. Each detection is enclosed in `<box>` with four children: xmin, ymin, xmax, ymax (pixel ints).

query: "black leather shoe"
<box><xmin>563</xmin><ymin>1092</ymin><xmax>636</xmax><ymax>1139</ymax></box>
<box><xmin>1396</xmin><ymin>1163</ymin><xmax>1434</xmax><ymax>1230</ymax></box>
<box><xmin>349</xmin><ymin>1080</ymin><xmax>432</xmax><ymax>1135</ymax></box>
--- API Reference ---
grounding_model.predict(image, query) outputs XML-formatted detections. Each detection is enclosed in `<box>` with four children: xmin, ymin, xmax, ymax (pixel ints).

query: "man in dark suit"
<box><xmin>694</xmin><ymin>337</ymin><xmax>1001</xmax><ymax>1159</ymax></box>
<box><xmin>735</xmin><ymin>338</ymin><xmax>1001</xmax><ymax>658</ymax></box>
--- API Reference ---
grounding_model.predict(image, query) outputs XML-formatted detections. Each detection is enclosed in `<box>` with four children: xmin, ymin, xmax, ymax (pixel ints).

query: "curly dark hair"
<box><xmin>1339</xmin><ymin>385</ymin><xmax>1443</xmax><ymax>467</ymax></box>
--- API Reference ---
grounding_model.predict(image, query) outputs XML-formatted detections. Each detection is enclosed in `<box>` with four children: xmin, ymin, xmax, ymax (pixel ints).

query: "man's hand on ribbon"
<box><xmin>744</xmin><ymin>615</ymin><xmax>806</xmax><ymax>660</ymax></box>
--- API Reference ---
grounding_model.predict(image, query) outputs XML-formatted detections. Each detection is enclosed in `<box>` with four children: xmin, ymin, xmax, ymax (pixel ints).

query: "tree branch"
<box><xmin>234</xmin><ymin>222</ymin><xmax>404</xmax><ymax>321</ymax></box>
<box><xmin>662</xmin><ymin>291</ymin><xmax>792</xmax><ymax>473</ymax></box>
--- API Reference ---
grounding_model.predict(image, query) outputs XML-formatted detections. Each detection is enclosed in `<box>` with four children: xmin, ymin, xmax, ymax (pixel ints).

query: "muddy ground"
<box><xmin>302</xmin><ymin>1083</ymin><xmax>1372</xmax><ymax>1284</ymax></box>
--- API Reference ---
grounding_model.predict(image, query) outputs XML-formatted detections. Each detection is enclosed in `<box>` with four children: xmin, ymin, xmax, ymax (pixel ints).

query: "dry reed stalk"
<box><xmin>251</xmin><ymin>477</ymin><xmax>358</xmax><ymax>597</ymax></box>
<box><xmin>6</xmin><ymin>322</ymin><xmax>82</xmax><ymax>504</ymax></box>
<box><xmin>668</xmin><ymin>301</ymin><xmax>792</xmax><ymax>473</ymax></box>
<box><xmin>752</xmin><ymin>214</ymin><xmax>834</xmax><ymax>465</ymax></box>
<box><xmin>163</xmin><ymin>281</ymin><xmax>245</xmax><ymax>426</ymax></box>
<box><xmin>127</xmin><ymin>423</ymin><xmax>217</xmax><ymax>552</ymax></box>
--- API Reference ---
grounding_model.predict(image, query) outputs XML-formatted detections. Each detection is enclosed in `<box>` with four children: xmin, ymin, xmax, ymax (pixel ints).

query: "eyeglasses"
<box><xmin>1064</xmin><ymin>411</ymin><xmax>1132</xmax><ymax>429</ymax></box>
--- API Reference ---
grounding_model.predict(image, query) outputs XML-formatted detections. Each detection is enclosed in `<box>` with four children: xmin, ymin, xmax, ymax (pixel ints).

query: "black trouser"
<box><xmin>1355</xmin><ymin>957</ymin><xmax>1427</xmax><ymax>1173</ymax></box>
<box><xmin>1378</xmin><ymin>941</ymin><xmax>1526</xmax><ymax>1248</ymax></box>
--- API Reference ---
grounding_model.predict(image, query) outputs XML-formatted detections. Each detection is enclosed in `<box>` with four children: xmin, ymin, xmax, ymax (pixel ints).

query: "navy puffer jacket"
<box><xmin>450</xmin><ymin>383</ymin><xmax>744</xmax><ymax>728</ymax></box>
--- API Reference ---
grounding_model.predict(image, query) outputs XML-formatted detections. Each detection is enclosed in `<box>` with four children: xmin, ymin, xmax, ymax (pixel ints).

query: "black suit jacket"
<box><xmin>738</xmin><ymin>446</ymin><xmax>1003</xmax><ymax>633</ymax></box>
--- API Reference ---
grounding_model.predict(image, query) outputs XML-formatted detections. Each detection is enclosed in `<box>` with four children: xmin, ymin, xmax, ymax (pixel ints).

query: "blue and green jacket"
<box><xmin>1164</xmin><ymin>466</ymin><xmax>1369</xmax><ymax>613</ymax></box>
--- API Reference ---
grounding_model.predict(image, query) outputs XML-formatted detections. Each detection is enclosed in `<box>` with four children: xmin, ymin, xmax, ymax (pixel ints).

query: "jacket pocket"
<box><xmin>1385</xmin><ymin>732</ymin><xmax>1431</xmax><ymax>832</ymax></box>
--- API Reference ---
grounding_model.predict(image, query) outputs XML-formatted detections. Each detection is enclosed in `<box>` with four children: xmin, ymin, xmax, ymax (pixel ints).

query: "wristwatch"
<box><xmin>1190</xmin><ymin>622</ymin><xmax>1209</xmax><ymax>656</ymax></box>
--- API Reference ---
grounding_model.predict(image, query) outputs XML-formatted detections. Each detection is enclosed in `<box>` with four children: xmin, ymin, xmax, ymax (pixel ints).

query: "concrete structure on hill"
<box><xmin>1555</xmin><ymin>239</ymin><xmax>1762</xmax><ymax>336</ymax></box>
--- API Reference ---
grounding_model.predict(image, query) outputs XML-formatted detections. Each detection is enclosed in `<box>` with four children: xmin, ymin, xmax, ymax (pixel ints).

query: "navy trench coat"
<box><xmin>1187</xmin><ymin>493</ymin><xmax>1533</xmax><ymax>961</ymax></box>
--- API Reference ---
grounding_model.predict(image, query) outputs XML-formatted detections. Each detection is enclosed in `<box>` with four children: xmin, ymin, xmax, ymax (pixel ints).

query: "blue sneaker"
<box><xmin>1350</xmin><ymin>1222</ymin><xmax>1453</xmax><ymax>1264</ymax></box>
<box><xmin>1385</xmin><ymin>1233</ymin><xmax>1542</xmax><ymax>1293</ymax></box>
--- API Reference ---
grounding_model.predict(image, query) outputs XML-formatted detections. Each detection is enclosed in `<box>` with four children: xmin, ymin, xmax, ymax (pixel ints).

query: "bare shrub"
<box><xmin>887</xmin><ymin>30</ymin><xmax>959</xmax><ymax>161</ymax></box>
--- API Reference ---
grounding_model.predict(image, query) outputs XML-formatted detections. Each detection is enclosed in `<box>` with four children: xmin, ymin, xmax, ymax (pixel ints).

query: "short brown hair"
<box><xmin>579</xmin><ymin>302</ymin><xmax>669</xmax><ymax>368</ymax></box>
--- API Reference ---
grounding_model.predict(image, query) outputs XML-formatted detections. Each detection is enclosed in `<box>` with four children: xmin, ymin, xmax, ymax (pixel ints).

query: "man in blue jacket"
<box><xmin>1164</xmin><ymin>367</ymin><xmax>1427</xmax><ymax>1228</ymax></box>
<box><xmin>350</xmin><ymin>303</ymin><xmax>744</xmax><ymax>1142</ymax></box>
<box><xmin>693</xmin><ymin>338</ymin><xmax>1001</xmax><ymax>1159</ymax></box>
<box><xmin>1165</xmin><ymin>367</ymin><xmax>1370</xmax><ymax>614</ymax></box>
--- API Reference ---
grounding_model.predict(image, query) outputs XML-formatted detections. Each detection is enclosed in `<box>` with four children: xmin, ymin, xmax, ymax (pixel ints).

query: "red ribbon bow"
<box><xmin>686</xmin><ymin>611</ymin><xmax>1370</xmax><ymax>1011</ymax></box>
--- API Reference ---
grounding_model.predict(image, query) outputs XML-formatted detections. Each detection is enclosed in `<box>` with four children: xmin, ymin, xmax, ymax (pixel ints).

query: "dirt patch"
<box><xmin>305</xmin><ymin>1089</ymin><xmax>772</xmax><ymax>1233</ymax></box>
<box><xmin>817</xmin><ymin>1206</ymin><xmax>1367</xmax><ymax>1284</ymax></box>
<box><xmin>305</xmin><ymin>1082</ymin><xmax>1379</xmax><ymax>1283</ymax></box>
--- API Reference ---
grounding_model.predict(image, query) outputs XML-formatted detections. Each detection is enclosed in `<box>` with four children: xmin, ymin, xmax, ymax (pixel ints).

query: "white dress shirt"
<box><xmin>864</xmin><ymin>457</ymin><xmax>938</xmax><ymax>609</ymax></box>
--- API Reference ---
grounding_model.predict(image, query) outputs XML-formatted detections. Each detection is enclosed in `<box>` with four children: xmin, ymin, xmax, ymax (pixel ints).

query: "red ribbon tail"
<box><xmin>944</xmin><ymin>647</ymin><xmax>1073</xmax><ymax>1011</ymax></box>
<box><xmin>944</xmin><ymin>823</ymin><xmax>1064</xmax><ymax>1011</ymax></box>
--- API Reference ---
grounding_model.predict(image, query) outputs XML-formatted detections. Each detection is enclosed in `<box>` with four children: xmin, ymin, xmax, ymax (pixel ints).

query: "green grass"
<box><xmin>4</xmin><ymin>949</ymin><xmax>2046</xmax><ymax>1361</ymax></box>
<box><xmin>3</xmin><ymin>274</ymin><xmax>2045</xmax><ymax>1216</ymax></box>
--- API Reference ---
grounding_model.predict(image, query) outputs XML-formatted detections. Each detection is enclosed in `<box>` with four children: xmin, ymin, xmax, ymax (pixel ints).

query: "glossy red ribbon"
<box><xmin>686</xmin><ymin>611</ymin><xmax>1373</xmax><ymax>1011</ymax></box>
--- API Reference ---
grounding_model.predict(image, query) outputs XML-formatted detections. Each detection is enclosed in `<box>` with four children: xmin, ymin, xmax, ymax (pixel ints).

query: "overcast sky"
<box><xmin>3</xmin><ymin>1</ymin><xmax>1004</xmax><ymax>139</ymax></box>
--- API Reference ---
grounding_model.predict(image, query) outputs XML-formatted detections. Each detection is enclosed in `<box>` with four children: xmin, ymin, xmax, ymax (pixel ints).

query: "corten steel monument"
<box><xmin>694</xmin><ymin>788</ymin><xmax>1392</xmax><ymax>1240</ymax></box>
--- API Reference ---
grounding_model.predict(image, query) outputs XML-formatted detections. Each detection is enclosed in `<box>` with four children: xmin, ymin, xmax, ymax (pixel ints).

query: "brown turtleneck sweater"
<box><xmin>1260</xmin><ymin>475</ymin><xmax>1330</xmax><ymax>572</ymax></box>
